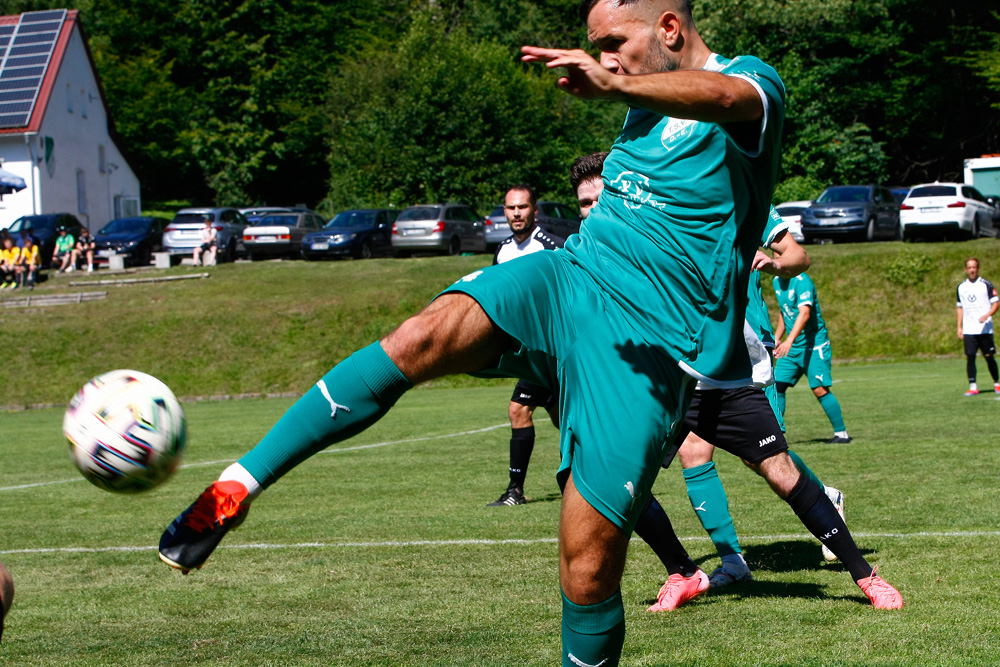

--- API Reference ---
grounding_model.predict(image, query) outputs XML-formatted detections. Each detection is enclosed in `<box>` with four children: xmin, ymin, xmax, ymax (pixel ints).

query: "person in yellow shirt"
<box><xmin>16</xmin><ymin>238</ymin><xmax>39</xmax><ymax>290</ymax></box>
<box><xmin>0</xmin><ymin>237</ymin><xmax>18</xmax><ymax>288</ymax></box>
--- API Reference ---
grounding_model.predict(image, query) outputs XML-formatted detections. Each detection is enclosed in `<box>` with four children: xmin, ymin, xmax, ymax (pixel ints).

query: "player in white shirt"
<box><xmin>956</xmin><ymin>257</ymin><xmax>999</xmax><ymax>396</ymax></box>
<box><xmin>487</xmin><ymin>185</ymin><xmax>564</xmax><ymax>506</ymax></box>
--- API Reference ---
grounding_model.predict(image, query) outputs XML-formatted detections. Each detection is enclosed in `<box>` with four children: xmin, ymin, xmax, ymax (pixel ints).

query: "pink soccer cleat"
<box><xmin>647</xmin><ymin>569</ymin><xmax>710</xmax><ymax>612</ymax></box>
<box><xmin>857</xmin><ymin>567</ymin><xmax>903</xmax><ymax>609</ymax></box>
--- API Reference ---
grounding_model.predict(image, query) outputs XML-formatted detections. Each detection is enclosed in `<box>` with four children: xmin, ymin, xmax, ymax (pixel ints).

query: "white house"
<box><xmin>0</xmin><ymin>9</ymin><xmax>140</xmax><ymax>231</ymax></box>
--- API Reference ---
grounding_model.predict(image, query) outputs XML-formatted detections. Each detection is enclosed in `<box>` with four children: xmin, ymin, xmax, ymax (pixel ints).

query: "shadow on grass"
<box><xmin>740</xmin><ymin>540</ymin><xmax>874</xmax><ymax>574</ymax></box>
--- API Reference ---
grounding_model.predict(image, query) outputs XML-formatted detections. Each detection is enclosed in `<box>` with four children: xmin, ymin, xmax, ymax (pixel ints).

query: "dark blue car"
<box><xmin>302</xmin><ymin>209</ymin><xmax>398</xmax><ymax>260</ymax></box>
<box><xmin>94</xmin><ymin>217</ymin><xmax>169</xmax><ymax>267</ymax></box>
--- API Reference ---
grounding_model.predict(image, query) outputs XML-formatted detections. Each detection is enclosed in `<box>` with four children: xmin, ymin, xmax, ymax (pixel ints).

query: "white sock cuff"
<box><xmin>219</xmin><ymin>462</ymin><xmax>262</xmax><ymax>501</ymax></box>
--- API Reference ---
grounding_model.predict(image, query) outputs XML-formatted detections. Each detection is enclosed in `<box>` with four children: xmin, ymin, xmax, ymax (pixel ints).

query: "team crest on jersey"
<box><xmin>661</xmin><ymin>117</ymin><xmax>697</xmax><ymax>150</ymax></box>
<box><xmin>609</xmin><ymin>170</ymin><xmax>666</xmax><ymax>211</ymax></box>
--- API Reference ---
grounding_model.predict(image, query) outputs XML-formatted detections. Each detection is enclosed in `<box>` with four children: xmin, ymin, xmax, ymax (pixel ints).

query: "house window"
<box><xmin>80</xmin><ymin>88</ymin><xmax>87</xmax><ymax>119</ymax></box>
<box><xmin>66</xmin><ymin>83</ymin><xmax>73</xmax><ymax>113</ymax></box>
<box><xmin>77</xmin><ymin>169</ymin><xmax>87</xmax><ymax>215</ymax></box>
<box><xmin>98</xmin><ymin>145</ymin><xmax>106</xmax><ymax>173</ymax></box>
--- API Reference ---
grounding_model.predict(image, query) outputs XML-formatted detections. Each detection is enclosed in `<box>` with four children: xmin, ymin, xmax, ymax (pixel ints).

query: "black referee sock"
<box><xmin>967</xmin><ymin>355</ymin><xmax>978</xmax><ymax>384</ymax></box>
<box><xmin>784</xmin><ymin>474</ymin><xmax>872</xmax><ymax>581</ymax></box>
<box><xmin>633</xmin><ymin>495</ymin><xmax>699</xmax><ymax>577</ymax></box>
<box><xmin>508</xmin><ymin>427</ymin><xmax>535</xmax><ymax>489</ymax></box>
<box><xmin>986</xmin><ymin>355</ymin><xmax>999</xmax><ymax>383</ymax></box>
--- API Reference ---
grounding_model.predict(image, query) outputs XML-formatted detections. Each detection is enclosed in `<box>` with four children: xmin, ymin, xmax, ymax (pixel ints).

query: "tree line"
<box><xmin>3</xmin><ymin>0</ymin><xmax>998</xmax><ymax>212</ymax></box>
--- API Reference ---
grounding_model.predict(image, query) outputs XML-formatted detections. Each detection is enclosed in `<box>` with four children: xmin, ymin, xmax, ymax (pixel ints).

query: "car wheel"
<box><xmin>893</xmin><ymin>220</ymin><xmax>903</xmax><ymax>241</ymax></box>
<box><xmin>247</xmin><ymin>252</ymin><xmax>257</xmax><ymax>262</ymax></box>
<box><xmin>360</xmin><ymin>240</ymin><xmax>374</xmax><ymax>260</ymax></box>
<box><xmin>169</xmin><ymin>255</ymin><xmax>181</xmax><ymax>267</ymax></box>
<box><xmin>224</xmin><ymin>241</ymin><xmax>237</xmax><ymax>263</ymax></box>
<box><xmin>971</xmin><ymin>216</ymin><xmax>980</xmax><ymax>240</ymax></box>
<box><xmin>865</xmin><ymin>216</ymin><xmax>877</xmax><ymax>241</ymax></box>
<box><xmin>137</xmin><ymin>246</ymin><xmax>152</xmax><ymax>267</ymax></box>
<box><xmin>447</xmin><ymin>236</ymin><xmax>461</xmax><ymax>256</ymax></box>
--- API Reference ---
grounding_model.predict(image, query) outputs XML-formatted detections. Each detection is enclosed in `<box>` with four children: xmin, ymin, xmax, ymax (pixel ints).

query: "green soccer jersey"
<box><xmin>55</xmin><ymin>234</ymin><xmax>74</xmax><ymax>253</ymax></box>
<box><xmin>772</xmin><ymin>273</ymin><xmax>828</xmax><ymax>345</ymax></box>
<box><xmin>746</xmin><ymin>206</ymin><xmax>789</xmax><ymax>349</ymax></box>
<box><xmin>563</xmin><ymin>54</ymin><xmax>785</xmax><ymax>387</ymax></box>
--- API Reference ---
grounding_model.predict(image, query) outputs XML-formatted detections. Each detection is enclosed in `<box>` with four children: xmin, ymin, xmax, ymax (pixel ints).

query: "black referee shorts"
<box><xmin>670</xmin><ymin>385</ymin><xmax>788</xmax><ymax>466</ymax></box>
<box><xmin>964</xmin><ymin>333</ymin><xmax>996</xmax><ymax>357</ymax></box>
<box><xmin>510</xmin><ymin>380</ymin><xmax>556</xmax><ymax>409</ymax></box>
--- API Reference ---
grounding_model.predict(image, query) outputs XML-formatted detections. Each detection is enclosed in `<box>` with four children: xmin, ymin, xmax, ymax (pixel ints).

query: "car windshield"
<box><xmin>909</xmin><ymin>185</ymin><xmax>957</xmax><ymax>198</ymax></box>
<box><xmin>326</xmin><ymin>211</ymin><xmax>376</xmax><ymax>228</ymax></box>
<box><xmin>173</xmin><ymin>213</ymin><xmax>214</xmax><ymax>225</ymax></box>
<box><xmin>256</xmin><ymin>215</ymin><xmax>298</xmax><ymax>227</ymax></box>
<box><xmin>817</xmin><ymin>187</ymin><xmax>870</xmax><ymax>203</ymax></box>
<box><xmin>490</xmin><ymin>206</ymin><xmax>503</xmax><ymax>216</ymax></box>
<box><xmin>776</xmin><ymin>206</ymin><xmax>805</xmax><ymax>216</ymax></box>
<box><xmin>100</xmin><ymin>218</ymin><xmax>150</xmax><ymax>234</ymax></box>
<box><xmin>397</xmin><ymin>207</ymin><xmax>440</xmax><ymax>222</ymax></box>
<box><xmin>10</xmin><ymin>216</ymin><xmax>56</xmax><ymax>235</ymax></box>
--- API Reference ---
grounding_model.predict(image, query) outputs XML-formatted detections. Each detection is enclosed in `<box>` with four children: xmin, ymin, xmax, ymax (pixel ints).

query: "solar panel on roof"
<box><xmin>0</xmin><ymin>9</ymin><xmax>66</xmax><ymax>129</ymax></box>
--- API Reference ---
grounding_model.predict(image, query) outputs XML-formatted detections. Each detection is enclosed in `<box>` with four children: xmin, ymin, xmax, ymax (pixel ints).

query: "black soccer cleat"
<box><xmin>159</xmin><ymin>480</ymin><xmax>250</xmax><ymax>573</ymax></box>
<box><xmin>487</xmin><ymin>486</ymin><xmax>526</xmax><ymax>507</ymax></box>
<box><xmin>826</xmin><ymin>435</ymin><xmax>852</xmax><ymax>444</ymax></box>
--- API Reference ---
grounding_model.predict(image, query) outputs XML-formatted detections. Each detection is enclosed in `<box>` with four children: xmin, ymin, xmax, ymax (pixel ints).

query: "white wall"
<box><xmin>0</xmin><ymin>22</ymin><xmax>140</xmax><ymax>231</ymax></box>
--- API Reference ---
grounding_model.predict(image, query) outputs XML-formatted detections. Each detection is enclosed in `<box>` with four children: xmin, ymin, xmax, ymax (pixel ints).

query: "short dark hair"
<box><xmin>966</xmin><ymin>257</ymin><xmax>980</xmax><ymax>268</ymax></box>
<box><xmin>506</xmin><ymin>184</ymin><xmax>537</xmax><ymax>206</ymax></box>
<box><xmin>578</xmin><ymin>0</ymin><xmax>693</xmax><ymax>22</ymax></box>
<box><xmin>570</xmin><ymin>152</ymin><xmax>609</xmax><ymax>191</ymax></box>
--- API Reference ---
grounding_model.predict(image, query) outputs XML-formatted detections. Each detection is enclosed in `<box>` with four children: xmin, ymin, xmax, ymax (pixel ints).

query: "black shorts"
<box><xmin>667</xmin><ymin>385</ymin><xmax>787</xmax><ymax>467</ymax></box>
<box><xmin>964</xmin><ymin>333</ymin><xmax>996</xmax><ymax>357</ymax></box>
<box><xmin>510</xmin><ymin>380</ymin><xmax>556</xmax><ymax>409</ymax></box>
<box><xmin>199</xmin><ymin>242</ymin><xmax>216</xmax><ymax>252</ymax></box>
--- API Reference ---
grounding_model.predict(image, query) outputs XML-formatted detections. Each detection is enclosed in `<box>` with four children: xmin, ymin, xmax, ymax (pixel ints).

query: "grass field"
<box><xmin>2</xmin><ymin>358</ymin><xmax>999</xmax><ymax>665</ymax></box>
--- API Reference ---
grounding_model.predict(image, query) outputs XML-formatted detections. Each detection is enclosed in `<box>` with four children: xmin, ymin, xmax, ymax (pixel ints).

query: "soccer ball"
<box><xmin>64</xmin><ymin>370</ymin><xmax>187</xmax><ymax>493</ymax></box>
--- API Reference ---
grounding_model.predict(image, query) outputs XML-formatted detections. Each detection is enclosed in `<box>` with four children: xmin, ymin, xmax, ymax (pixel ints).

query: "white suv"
<box><xmin>900</xmin><ymin>183</ymin><xmax>997</xmax><ymax>240</ymax></box>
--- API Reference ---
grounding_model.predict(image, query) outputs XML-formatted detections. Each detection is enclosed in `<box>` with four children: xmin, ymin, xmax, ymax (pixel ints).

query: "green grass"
<box><xmin>0</xmin><ymin>238</ymin><xmax>998</xmax><ymax>405</ymax></box>
<box><xmin>2</xmin><ymin>359</ymin><xmax>999</xmax><ymax>665</ymax></box>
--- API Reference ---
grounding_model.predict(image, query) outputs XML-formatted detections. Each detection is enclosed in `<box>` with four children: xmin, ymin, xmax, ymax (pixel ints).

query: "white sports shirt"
<box><xmin>957</xmin><ymin>277</ymin><xmax>998</xmax><ymax>335</ymax></box>
<box><xmin>492</xmin><ymin>226</ymin><xmax>563</xmax><ymax>265</ymax></box>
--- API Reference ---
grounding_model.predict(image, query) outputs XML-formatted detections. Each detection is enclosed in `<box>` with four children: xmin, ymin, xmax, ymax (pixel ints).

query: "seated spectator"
<box><xmin>17</xmin><ymin>237</ymin><xmax>39</xmax><ymax>290</ymax></box>
<box><xmin>0</xmin><ymin>237</ymin><xmax>16</xmax><ymax>289</ymax></box>
<box><xmin>53</xmin><ymin>226</ymin><xmax>75</xmax><ymax>273</ymax></box>
<box><xmin>15</xmin><ymin>226</ymin><xmax>32</xmax><ymax>249</ymax></box>
<box><xmin>71</xmin><ymin>228</ymin><xmax>95</xmax><ymax>273</ymax></box>
<box><xmin>192</xmin><ymin>218</ymin><xmax>217</xmax><ymax>267</ymax></box>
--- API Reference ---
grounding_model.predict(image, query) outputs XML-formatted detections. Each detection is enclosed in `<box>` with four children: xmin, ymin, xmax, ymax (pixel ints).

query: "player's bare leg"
<box><xmin>559</xmin><ymin>474</ymin><xmax>630</xmax><ymax>665</ymax></box>
<box><xmin>159</xmin><ymin>294</ymin><xmax>509</xmax><ymax>572</ymax></box>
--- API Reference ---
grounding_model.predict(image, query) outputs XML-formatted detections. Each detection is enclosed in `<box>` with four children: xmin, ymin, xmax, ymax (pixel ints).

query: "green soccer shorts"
<box><xmin>774</xmin><ymin>338</ymin><xmax>833</xmax><ymax>389</ymax></box>
<box><xmin>441</xmin><ymin>250</ymin><xmax>694</xmax><ymax>533</ymax></box>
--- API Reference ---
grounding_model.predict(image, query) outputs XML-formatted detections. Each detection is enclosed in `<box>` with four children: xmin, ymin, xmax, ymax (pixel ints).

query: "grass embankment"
<box><xmin>2</xmin><ymin>238</ymin><xmax>997</xmax><ymax>405</ymax></box>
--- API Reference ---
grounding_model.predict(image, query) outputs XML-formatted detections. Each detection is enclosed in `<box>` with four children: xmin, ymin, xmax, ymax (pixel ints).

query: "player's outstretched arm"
<box><xmin>752</xmin><ymin>231</ymin><xmax>809</xmax><ymax>278</ymax></box>
<box><xmin>521</xmin><ymin>46</ymin><xmax>762</xmax><ymax>124</ymax></box>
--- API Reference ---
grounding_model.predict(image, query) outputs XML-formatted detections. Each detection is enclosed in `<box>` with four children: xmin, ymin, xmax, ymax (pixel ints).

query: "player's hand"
<box><xmin>751</xmin><ymin>250</ymin><xmax>776</xmax><ymax>274</ymax></box>
<box><xmin>774</xmin><ymin>340</ymin><xmax>792</xmax><ymax>358</ymax></box>
<box><xmin>521</xmin><ymin>46</ymin><xmax>618</xmax><ymax>100</ymax></box>
<box><xmin>979</xmin><ymin>315</ymin><xmax>990</xmax><ymax>323</ymax></box>
<box><xmin>957</xmin><ymin>327</ymin><xmax>964</xmax><ymax>340</ymax></box>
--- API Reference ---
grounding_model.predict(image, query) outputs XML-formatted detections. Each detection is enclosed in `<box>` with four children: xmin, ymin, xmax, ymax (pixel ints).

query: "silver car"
<box><xmin>243</xmin><ymin>210</ymin><xmax>327</xmax><ymax>260</ymax></box>
<box><xmin>163</xmin><ymin>207</ymin><xmax>248</xmax><ymax>264</ymax></box>
<box><xmin>391</xmin><ymin>203</ymin><xmax>486</xmax><ymax>256</ymax></box>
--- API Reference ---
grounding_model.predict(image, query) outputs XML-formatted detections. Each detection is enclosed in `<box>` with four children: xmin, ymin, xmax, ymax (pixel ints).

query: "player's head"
<box><xmin>570</xmin><ymin>152</ymin><xmax>608</xmax><ymax>218</ymax></box>
<box><xmin>579</xmin><ymin>0</ymin><xmax>697</xmax><ymax>75</ymax></box>
<box><xmin>965</xmin><ymin>257</ymin><xmax>980</xmax><ymax>280</ymax></box>
<box><xmin>504</xmin><ymin>184</ymin><xmax>537</xmax><ymax>236</ymax></box>
<box><xmin>0</xmin><ymin>561</ymin><xmax>13</xmax><ymax>642</ymax></box>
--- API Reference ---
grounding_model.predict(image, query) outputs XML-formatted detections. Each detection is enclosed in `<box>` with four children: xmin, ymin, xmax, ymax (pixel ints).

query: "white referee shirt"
<box><xmin>957</xmin><ymin>277</ymin><xmax>998</xmax><ymax>335</ymax></box>
<box><xmin>492</xmin><ymin>226</ymin><xmax>563</xmax><ymax>265</ymax></box>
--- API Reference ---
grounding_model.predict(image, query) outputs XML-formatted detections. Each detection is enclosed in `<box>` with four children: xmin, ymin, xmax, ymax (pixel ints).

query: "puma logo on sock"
<box><xmin>317</xmin><ymin>380</ymin><xmax>351</xmax><ymax>418</ymax></box>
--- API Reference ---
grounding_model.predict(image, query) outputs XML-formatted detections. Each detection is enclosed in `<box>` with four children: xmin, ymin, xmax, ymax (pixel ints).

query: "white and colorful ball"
<box><xmin>64</xmin><ymin>370</ymin><xmax>187</xmax><ymax>493</ymax></box>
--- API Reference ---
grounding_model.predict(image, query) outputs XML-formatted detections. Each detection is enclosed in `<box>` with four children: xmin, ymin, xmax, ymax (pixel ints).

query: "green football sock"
<box><xmin>817</xmin><ymin>391</ymin><xmax>846</xmax><ymax>433</ymax></box>
<box><xmin>787</xmin><ymin>450</ymin><xmax>825</xmax><ymax>494</ymax></box>
<box><xmin>775</xmin><ymin>389</ymin><xmax>787</xmax><ymax>416</ymax></box>
<box><xmin>683</xmin><ymin>462</ymin><xmax>742</xmax><ymax>557</ymax></box>
<box><xmin>562</xmin><ymin>589</ymin><xmax>625</xmax><ymax>667</ymax></box>
<box><xmin>238</xmin><ymin>342</ymin><xmax>412</xmax><ymax>488</ymax></box>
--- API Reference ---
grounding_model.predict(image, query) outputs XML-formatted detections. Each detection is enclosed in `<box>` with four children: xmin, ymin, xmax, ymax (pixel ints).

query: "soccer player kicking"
<box><xmin>568</xmin><ymin>155</ymin><xmax>893</xmax><ymax>610</ymax></box>
<box><xmin>773</xmin><ymin>272</ymin><xmax>852</xmax><ymax>443</ymax></box>
<box><xmin>955</xmin><ymin>257</ymin><xmax>999</xmax><ymax>396</ymax></box>
<box><xmin>159</xmin><ymin>3</ymin><xmax>893</xmax><ymax>665</ymax></box>
<box><xmin>488</xmin><ymin>184</ymin><xmax>563</xmax><ymax>507</ymax></box>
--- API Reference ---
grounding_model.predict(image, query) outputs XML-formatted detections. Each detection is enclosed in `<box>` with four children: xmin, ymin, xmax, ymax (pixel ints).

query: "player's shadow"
<box><xmin>739</xmin><ymin>540</ymin><xmax>874</xmax><ymax>574</ymax></box>
<box><xmin>528</xmin><ymin>491</ymin><xmax>562</xmax><ymax>504</ymax></box>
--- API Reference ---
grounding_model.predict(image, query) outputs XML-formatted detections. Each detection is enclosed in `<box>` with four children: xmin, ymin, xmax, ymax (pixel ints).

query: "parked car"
<box><xmin>391</xmin><ymin>203</ymin><xmax>486</xmax><ymax>256</ymax></box>
<box><xmin>302</xmin><ymin>209</ymin><xmax>398</xmax><ymax>260</ymax></box>
<box><xmin>889</xmin><ymin>186</ymin><xmax>911</xmax><ymax>203</ymax></box>
<box><xmin>774</xmin><ymin>200</ymin><xmax>811</xmax><ymax>243</ymax></box>
<box><xmin>484</xmin><ymin>205</ymin><xmax>509</xmax><ymax>249</ymax></box>
<box><xmin>899</xmin><ymin>183</ymin><xmax>997</xmax><ymax>241</ymax></box>
<box><xmin>535</xmin><ymin>201</ymin><xmax>581</xmax><ymax>240</ymax></box>
<box><xmin>163</xmin><ymin>207</ymin><xmax>248</xmax><ymax>264</ymax></box>
<box><xmin>93</xmin><ymin>216</ymin><xmax>169</xmax><ymax>267</ymax></box>
<box><xmin>6</xmin><ymin>213</ymin><xmax>84</xmax><ymax>268</ymax></box>
<box><xmin>243</xmin><ymin>210</ymin><xmax>327</xmax><ymax>260</ymax></box>
<box><xmin>238</xmin><ymin>207</ymin><xmax>293</xmax><ymax>226</ymax></box>
<box><xmin>799</xmin><ymin>184</ymin><xmax>901</xmax><ymax>243</ymax></box>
